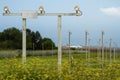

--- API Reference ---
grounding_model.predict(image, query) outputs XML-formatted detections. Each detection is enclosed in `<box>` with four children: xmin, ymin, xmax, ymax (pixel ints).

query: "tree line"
<box><xmin>0</xmin><ymin>27</ymin><xmax>55</xmax><ymax>50</ymax></box>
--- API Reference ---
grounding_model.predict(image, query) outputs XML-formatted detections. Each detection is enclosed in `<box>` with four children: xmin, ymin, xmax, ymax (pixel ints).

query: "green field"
<box><xmin>0</xmin><ymin>53</ymin><xmax>120</xmax><ymax>80</ymax></box>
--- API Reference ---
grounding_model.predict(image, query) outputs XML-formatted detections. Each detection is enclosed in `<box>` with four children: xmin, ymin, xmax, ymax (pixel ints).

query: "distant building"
<box><xmin>66</xmin><ymin>44</ymin><xmax>82</xmax><ymax>49</ymax></box>
<box><xmin>70</xmin><ymin>45</ymin><xmax>82</xmax><ymax>49</ymax></box>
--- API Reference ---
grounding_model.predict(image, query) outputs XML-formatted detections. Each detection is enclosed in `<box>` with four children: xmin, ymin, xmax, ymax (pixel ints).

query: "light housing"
<box><xmin>74</xmin><ymin>6</ymin><xmax>80</xmax><ymax>11</ymax></box>
<box><xmin>74</xmin><ymin>6</ymin><xmax>82</xmax><ymax>16</ymax></box>
<box><xmin>39</xmin><ymin>6</ymin><xmax>45</xmax><ymax>14</ymax></box>
<box><xmin>4</xmin><ymin>6</ymin><xmax>10</xmax><ymax>14</ymax></box>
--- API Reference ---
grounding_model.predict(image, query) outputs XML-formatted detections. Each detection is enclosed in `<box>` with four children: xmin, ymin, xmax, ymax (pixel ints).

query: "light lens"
<box><xmin>74</xmin><ymin>6</ymin><xmax>79</xmax><ymax>11</ymax></box>
<box><xmin>4</xmin><ymin>6</ymin><xmax>8</xmax><ymax>11</ymax></box>
<box><xmin>39</xmin><ymin>6</ymin><xmax>44</xmax><ymax>11</ymax></box>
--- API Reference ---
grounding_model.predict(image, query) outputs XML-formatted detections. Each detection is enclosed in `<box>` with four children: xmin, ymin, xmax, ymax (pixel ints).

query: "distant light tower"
<box><xmin>105</xmin><ymin>41</ymin><xmax>108</xmax><ymax>61</ymax></box>
<box><xmin>113</xmin><ymin>42</ymin><xmax>117</xmax><ymax>61</ymax></box>
<box><xmin>101</xmin><ymin>31</ymin><xmax>104</xmax><ymax>67</ymax></box>
<box><xmin>88</xmin><ymin>38</ymin><xmax>91</xmax><ymax>63</ymax></box>
<box><xmin>113</xmin><ymin>42</ymin><xmax>116</xmax><ymax>62</ymax></box>
<box><xmin>97</xmin><ymin>39</ymin><xmax>101</xmax><ymax>61</ymax></box>
<box><xmin>113</xmin><ymin>47</ymin><xmax>116</xmax><ymax>62</ymax></box>
<box><xmin>110</xmin><ymin>38</ymin><xmax>112</xmax><ymax>64</ymax></box>
<box><xmin>85</xmin><ymin>30</ymin><xmax>89</xmax><ymax>62</ymax></box>
<box><xmin>68</xmin><ymin>30</ymin><xmax>72</xmax><ymax>62</ymax></box>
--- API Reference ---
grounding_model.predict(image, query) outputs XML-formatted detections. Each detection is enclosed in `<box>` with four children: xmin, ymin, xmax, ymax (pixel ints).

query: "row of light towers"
<box><xmin>85</xmin><ymin>30</ymin><xmax>118</xmax><ymax>66</ymax></box>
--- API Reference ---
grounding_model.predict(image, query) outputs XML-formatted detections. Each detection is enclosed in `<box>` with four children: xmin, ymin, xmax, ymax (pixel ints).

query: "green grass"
<box><xmin>0</xmin><ymin>53</ymin><xmax>120</xmax><ymax>80</ymax></box>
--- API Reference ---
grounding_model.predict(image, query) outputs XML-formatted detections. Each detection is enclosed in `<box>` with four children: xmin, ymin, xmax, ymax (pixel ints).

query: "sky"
<box><xmin>0</xmin><ymin>0</ymin><xmax>120</xmax><ymax>47</ymax></box>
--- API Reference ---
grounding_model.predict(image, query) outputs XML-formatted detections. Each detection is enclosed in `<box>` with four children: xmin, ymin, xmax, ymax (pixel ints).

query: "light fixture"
<box><xmin>3</xmin><ymin>6</ymin><xmax>82</xmax><ymax>73</ymax></box>
<box><xmin>39</xmin><ymin>6</ymin><xmax>45</xmax><ymax>14</ymax></box>
<box><xmin>4</xmin><ymin>6</ymin><xmax>10</xmax><ymax>14</ymax></box>
<box><xmin>74</xmin><ymin>6</ymin><xmax>82</xmax><ymax>16</ymax></box>
<box><xmin>74</xmin><ymin>6</ymin><xmax>80</xmax><ymax>11</ymax></box>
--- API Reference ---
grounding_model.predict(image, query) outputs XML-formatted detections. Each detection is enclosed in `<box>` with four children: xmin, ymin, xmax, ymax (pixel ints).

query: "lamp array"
<box><xmin>4</xmin><ymin>6</ymin><xmax>82</xmax><ymax>16</ymax></box>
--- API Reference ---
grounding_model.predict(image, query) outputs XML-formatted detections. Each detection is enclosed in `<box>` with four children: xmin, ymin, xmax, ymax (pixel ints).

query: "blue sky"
<box><xmin>0</xmin><ymin>0</ymin><xmax>120</xmax><ymax>47</ymax></box>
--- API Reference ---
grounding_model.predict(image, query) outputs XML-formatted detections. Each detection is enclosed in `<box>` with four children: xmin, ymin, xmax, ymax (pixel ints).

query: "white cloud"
<box><xmin>100</xmin><ymin>7</ymin><xmax>120</xmax><ymax>16</ymax></box>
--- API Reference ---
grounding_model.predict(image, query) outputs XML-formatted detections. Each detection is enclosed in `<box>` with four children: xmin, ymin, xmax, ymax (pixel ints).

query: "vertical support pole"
<box><xmin>88</xmin><ymin>38</ymin><xmax>90</xmax><ymax>63</ymax></box>
<box><xmin>116</xmin><ymin>46</ymin><xmax>117</xmax><ymax>61</ymax></box>
<box><xmin>115</xmin><ymin>44</ymin><xmax>117</xmax><ymax>61</ymax></box>
<box><xmin>113</xmin><ymin>42</ymin><xmax>116</xmax><ymax>62</ymax></box>
<box><xmin>68</xmin><ymin>31</ymin><xmax>71</xmax><ymax>62</ymax></box>
<box><xmin>102</xmin><ymin>31</ymin><xmax>104</xmax><ymax>67</ymax></box>
<box><xmin>58</xmin><ymin>15</ymin><xmax>62</xmax><ymax>77</ymax></box>
<box><xmin>68</xmin><ymin>31</ymin><xmax>72</xmax><ymax>75</ymax></box>
<box><xmin>105</xmin><ymin>42</ymin><xmax>108</xmax><ymax>61</ymax></box>
<box><xmin>22</xmin><ymin>18</ymin><xmax>26</xmax><ymax>65</ymax></box>
<box><xmin>98</xmin><ymin>39</ymin><xmax>101</xmax><ymax>61</ymax></box>
<box><xmin>101</xmin><ymin>31</ymin><xmax>104</xmax><ymax>79</ymax></box>
<box><xmin>110</xmin><ymin>38</ymin><xmax>112</xmax><ymax>64</ymax></box>
<box><xmin>114</xmin><ymin>48</ymin><xmax>115</xmax><ymax>62</ymax></box>
<box><xmin>85</xmin><ymin>31</ymin><xmax>88</xmax><ymax>63</ymax></box>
